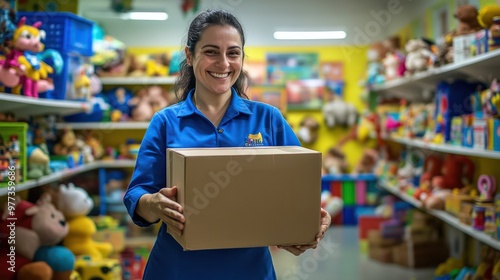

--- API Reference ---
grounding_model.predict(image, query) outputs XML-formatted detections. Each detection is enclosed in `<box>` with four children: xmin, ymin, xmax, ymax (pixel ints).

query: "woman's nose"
<box><xmin>216</xmin><ymin>54</ymin><xmax>230</xmax><ymax>67</ymax></box>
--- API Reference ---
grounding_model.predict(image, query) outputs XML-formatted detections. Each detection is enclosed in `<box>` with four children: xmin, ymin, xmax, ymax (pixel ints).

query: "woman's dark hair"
<box><xmin>173</xmin><ymin>9</ymin><xmax>249</xmax><ymax>101</ymax></box>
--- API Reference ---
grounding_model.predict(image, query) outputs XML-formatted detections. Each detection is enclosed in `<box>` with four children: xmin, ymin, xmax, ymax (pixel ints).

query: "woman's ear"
<box><xmin>185</xmin><ymin>46</ymin><xmax>192</xmax><ymax>66</ymax></box>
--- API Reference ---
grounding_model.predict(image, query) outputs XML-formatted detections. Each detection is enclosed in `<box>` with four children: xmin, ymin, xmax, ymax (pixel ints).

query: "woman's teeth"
<box><xmin>210</xmin><ymin>72</ymin><xmax>229</xmax><ymax>78</ymax></box>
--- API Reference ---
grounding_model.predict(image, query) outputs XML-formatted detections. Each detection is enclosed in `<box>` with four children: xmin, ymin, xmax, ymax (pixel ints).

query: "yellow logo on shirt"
<box><xmin>244</xmin><ymin>132</ymin><xmax>263</xmax><ymax>146</ymax></box>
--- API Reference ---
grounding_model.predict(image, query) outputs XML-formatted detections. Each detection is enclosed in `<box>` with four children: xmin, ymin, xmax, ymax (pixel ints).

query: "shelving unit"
<box><xmin>372</xmin><ymin>49</ymin><xmax>500</xmax><ymax>101</ymax></box>
<box><xmin>0</xmin><ymin>93</ymin><xmax>88</xmax><ymax>118</ymax></box>
<box><xmin>370</xmin><ymin>49</ymin><xmax>500</xmax><ymax>252</ymax></box>
<box><xmin>99</xmin><ymin>76</ymin><xmax>177</xmax><ymax>85</ymax></box>
<box><xmin>55</xmin><ymin>122</ymin><xmax>150</xmax><ymax>130</ymax></box>
<box><xmin>378</xmin><ymin>181</ymin><xmax>500</xmax><ymax>251</ymax></box>
<box><xmin>0</xmin><ymin>160</ymin><xmax>136</xmax><ymax>196</ymax></box>
<box><xmin>389</xmin><ymin>136</ymin><xmax>500</xmax><ymax>159</ymax></box>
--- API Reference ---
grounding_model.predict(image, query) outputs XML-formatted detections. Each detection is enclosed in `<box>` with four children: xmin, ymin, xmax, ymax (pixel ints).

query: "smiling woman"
<box><xmin>123</xmin><ymin>9</ymin><xmax>331</xmax><ymax>280</ymax></box>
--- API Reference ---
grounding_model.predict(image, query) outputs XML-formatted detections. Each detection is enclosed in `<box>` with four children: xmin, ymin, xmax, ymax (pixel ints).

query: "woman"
<box><xmin>123</xmin><ymin>9</ymin><xmax>331</xmax><ymax>280</ymax></box>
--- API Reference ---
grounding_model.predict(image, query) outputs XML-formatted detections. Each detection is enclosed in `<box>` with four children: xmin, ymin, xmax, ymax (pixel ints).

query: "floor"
<box><xmin>270</xmin><ymin>226</ymin><xmax>436</xmax><ymax>280</ymax></box>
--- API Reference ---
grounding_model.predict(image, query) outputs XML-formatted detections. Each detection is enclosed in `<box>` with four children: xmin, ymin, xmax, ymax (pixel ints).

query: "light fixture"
<box><xmin>122</xmin><ymin>12</ymin><xmax>168</xmax><ymax>21</ymax></box>
<box><xmin>273</xmin><ymin>31</ymin><xmax>346</xmax><ymax>40</ymax></box>
<box><xmin>84</xmin><ymin>11</ymin><xmax>168</xmax><ymax>21</ymax></box>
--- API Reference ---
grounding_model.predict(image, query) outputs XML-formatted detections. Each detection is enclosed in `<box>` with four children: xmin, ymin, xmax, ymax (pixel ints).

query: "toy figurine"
<box><xmin>477</xmin><ymin>175</ymin><xmax>497</xmax><ymax>202</ymax></box>
<box><xmin>0</xmin><ymin>17</ymin><xmax>54</xmax><ymax>97</ymax></box>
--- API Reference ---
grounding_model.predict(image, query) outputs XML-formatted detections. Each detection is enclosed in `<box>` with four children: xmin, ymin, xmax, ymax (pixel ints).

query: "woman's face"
<box><xmin>186</xmin><ymin>25</ymin><xmax>243</xmax><ymax>97</ymax></box>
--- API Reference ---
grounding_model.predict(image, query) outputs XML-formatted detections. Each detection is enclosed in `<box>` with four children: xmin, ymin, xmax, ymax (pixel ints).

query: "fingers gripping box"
<box><xmin>166</xmin><ymin>146</ymin><xmax>322</xmax><ymax>250</ymax></box>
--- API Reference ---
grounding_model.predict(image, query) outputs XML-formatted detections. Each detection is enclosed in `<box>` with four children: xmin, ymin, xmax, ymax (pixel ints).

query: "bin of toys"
<box><xmin>0</xmin><ymin>122</ymin><xmax>27</xmax><ymax>187</ymax></box>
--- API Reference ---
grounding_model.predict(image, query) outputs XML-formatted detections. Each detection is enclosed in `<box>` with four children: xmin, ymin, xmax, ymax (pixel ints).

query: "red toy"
<box><xmin>437</xmin><ymin>154</ymin><xmax>475</xmax><ymax>190</ymax></box>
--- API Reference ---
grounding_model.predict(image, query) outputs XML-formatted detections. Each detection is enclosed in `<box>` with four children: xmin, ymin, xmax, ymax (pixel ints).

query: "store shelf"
<box><xmin>0</xmin><ymin>160</ymin><xmax>136</xmax><ymax>196</ymax></box>
<box><xmin>378</xmin><ymin>181</ymin><xmax>500</xmax><ymax>250</ymax></box>
<box><xmin>371</xmin><ymin>49</ymin><xmax>500</xmax><ymax>100</ymax></box>
<box><xmin>99</xmin><ymin>76</ymin><xmax>177</xmax><ymax>85</ymax></box>
<box><xmin>0</xmin><ymin>93</ymin><xmax>88</xmax><ymax>118</ymax></box>
<box><xmin>389</xmin><ymin>135</ymin><xmax>500</xmax><ymax>159</ymax></box>
<box><xmin>55</xmin><ymin>122</ymin><xmax>150</xmax><ymax>130</ymax></box>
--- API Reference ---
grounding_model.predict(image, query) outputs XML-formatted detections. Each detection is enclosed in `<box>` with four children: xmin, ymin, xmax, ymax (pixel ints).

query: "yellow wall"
<box><xmin>121</xmin><ymin>45</ymin><xmax>372</xmax><ymax>172</ymax></box>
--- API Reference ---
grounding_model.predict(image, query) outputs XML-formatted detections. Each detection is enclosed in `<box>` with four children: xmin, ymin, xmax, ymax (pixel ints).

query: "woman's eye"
<box><xmin>205</xmin><ymin>50</ymin><xmax>217</xmax><ymax>55</ymax></box>
<box><xmin>228</xmin><ymin>51</ymin><xmax>240</xmax><ymax>57</ymax></box>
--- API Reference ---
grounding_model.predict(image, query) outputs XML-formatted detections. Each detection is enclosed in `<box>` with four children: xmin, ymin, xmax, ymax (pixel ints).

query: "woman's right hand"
<box><xmin>145</xmin><ymin>186</ymin><xmax>185</xmax><ymax>235</ymax></box>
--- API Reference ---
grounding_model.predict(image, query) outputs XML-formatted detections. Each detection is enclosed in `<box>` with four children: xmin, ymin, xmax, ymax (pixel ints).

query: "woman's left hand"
<box><xmin>278</xmin><ymin>208</ymin><xmax>331</xmax><ymax>256</ymax></box>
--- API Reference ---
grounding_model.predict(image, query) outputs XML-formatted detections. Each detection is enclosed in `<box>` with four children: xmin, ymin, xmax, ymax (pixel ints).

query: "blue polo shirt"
<box><xmin>124</xmin><ymin>88</ymin><xmax>300</xmax><ymax>280</ymax></box>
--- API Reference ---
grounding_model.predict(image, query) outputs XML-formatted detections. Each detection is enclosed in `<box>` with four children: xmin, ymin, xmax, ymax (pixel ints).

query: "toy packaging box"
<box><xmin>166</xmin><ymin>146</ymin><xmax>321</xmax><ymax>250</ymax></box>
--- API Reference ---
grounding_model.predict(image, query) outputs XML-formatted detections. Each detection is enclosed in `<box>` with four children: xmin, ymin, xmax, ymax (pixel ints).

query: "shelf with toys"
<box><xmin>0</xmin><ymin>93</ymin><xmax>89</xmax><ymax>118</ymax></box>
<box><xmin>55</xmin><ymin>122</ymin><xmax>150</xmax><ymax>130</ymax></box>
<box><xmin>0</xmin><ymin>159</ymin><xmax>136</xmax><ymax>197</ymax></box>
<box><xmin>371</xmin><ymin>48</ymin><xmax>500</xmax><ymax>100</ymax></box>
<box><xmin>377</xmin><ymin>180</ymin><xmax>500</xmax><ymax>251</ymax></box>
<box><xmin>99</xmin><ymin>76</ymin><xmax>177</xmax><ymax>86</ymax></box>
<box><xmin>389</xmin><ymin>136</ymin><xmax>500</xmax><ymax>160</ymax></box>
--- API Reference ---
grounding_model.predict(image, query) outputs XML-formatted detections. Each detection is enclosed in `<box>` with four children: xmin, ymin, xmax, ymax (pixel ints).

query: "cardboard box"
<box><xmin>166</xmin><ymin>146</ymin><xmax>322</xmax><ymax>250</ymax></box>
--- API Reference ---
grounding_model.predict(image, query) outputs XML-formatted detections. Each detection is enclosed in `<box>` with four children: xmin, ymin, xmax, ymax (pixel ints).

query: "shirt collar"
<box><xmin>177</xmin><ymin>88</ymin><xmax>253</xmax><ymax>118</ymax></box>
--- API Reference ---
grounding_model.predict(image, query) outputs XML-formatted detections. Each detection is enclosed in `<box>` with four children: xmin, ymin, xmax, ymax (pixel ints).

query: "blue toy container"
<box><xmin>16</xmin><ymin>12</ymin><xmax>94</xmax><ymax>56</ymax></box>
<box><xmin>40</xmin><ymin>52</ymin><xmax>87</xmax><ymax>100</ymax></box>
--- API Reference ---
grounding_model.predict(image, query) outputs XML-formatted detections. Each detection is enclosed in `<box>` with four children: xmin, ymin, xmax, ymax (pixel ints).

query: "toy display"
<box><xmin>58</xmin><ymin>183</ymin><xmax>113</xmax><ymax>260</ymax></box>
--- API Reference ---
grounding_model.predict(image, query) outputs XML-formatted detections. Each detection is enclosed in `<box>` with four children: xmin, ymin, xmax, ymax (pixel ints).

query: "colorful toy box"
<box><xmin>435</xmin><ymin>80</ymin><xmax>483</xmax><ymax>143</ymax></box>
<box><xmin>0</xmin><ymin>122</ymin><xmax>27</xmax><ymax>187</ymax></box>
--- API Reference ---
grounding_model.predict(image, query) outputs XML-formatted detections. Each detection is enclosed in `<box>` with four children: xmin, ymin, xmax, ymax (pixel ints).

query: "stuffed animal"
<box><xmin>297</xmin><ymin>116</ymin><xmax>320</xmax><ymax>144</ymax></box>
<box><xmin>404</xmin><ymin>38</ymin><xmax>434</xmax><ymax>75</ymax></box>
<box><xmin>365</xmin><ymin>41</ymin><xmax>386</xmax><ymax>85</ymax></box>
<box><xmin>353</xmin><ymin>149</ymin><xmax>379</xmax><ymax>174</ymax></box>
<box><xmin>322</xmin><ymin>97</ymin><xmax>357</xmax><ymax>128</ymax></box>
<box><xmin>433</xmin><ymin>154</ymin><xmax>475</xmax><ymax>190</ymax></box>
<box><xmin>58</xmin><ymin>183</ymin><xmax>113</xmax><ymax>260</ymax></box>
<box><xmin>27</xmin><ymin>144</ymin><xmax>51</xmax><ymax>179</ymax></box>
<box><xmin>382</xmin><ymin>36</ymin><xmax>406</xmax><ymax>79</ymax></box>
<box><xmin>322</xmin><ymin>147</ymin><xmax>348</xmax><ymax>175</ymax></box>
<box><xmin>0</xmin><ymin>194</ymin><xmax>74</xmax><ymax>280</ymax></box>
<box><xmin>478</xmin><ymin>5</ymin><xmax>500</xmax><ymax>50</ymax></box>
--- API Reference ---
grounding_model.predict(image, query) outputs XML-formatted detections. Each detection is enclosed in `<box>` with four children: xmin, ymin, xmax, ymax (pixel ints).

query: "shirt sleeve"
<box><xmin>271</xmin><ymin>107</ymin><xmax>301</xmax><ymax>146</ymax></box>
<box><xmin>123</xmin><ymin>112</ymin><xmax>167</xmax><ymax>227</ymax></box>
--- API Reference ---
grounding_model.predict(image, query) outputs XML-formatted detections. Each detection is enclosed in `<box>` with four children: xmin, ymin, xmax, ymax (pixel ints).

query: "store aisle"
<box><xmin>270</xmin><ymin>226</ymin><xmax>436</xmax><ymax>280</ymax></box>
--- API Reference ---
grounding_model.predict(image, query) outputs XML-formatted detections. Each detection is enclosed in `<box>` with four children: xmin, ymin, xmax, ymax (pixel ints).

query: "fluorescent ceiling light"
<box><xmin>273</xmin><ymin>31</ymin><xmax>346</xmax><ymax>40</ymax></box>
<box><xmin>122</xmin><ymin>12</ymin><xmax>168</xmax><ymax>21</ymax></box>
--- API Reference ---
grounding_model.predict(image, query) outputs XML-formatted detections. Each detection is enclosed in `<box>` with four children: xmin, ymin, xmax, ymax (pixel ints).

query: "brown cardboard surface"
<box><xmin>166</xmin><ymin>146</ymin><xmax>322</xmax><ymax>250</ymax></box>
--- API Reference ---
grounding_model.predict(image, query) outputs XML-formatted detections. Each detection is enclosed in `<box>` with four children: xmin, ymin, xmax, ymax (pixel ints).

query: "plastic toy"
<box><xmin>478</xmin><ymin>5</ymin><xmax>500</xmax><ymax>51</ymax></box>
<box><xmin>477</xmin><ymin>175</ymin><xmax>497</xmax><ymax>202</ymax></box>
<box><xmin>0</xmin><ymin>17</ymin><xmax>55</xmax><ymax>97</ymax></box>
<box><xmin>58</xmin><ymin>183</ymin><xmax>113</xmax><ymax>260</ymax></box>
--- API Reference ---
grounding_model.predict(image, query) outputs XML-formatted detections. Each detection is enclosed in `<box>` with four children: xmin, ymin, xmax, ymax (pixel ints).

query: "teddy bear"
<box><xmin>404</xmin><ymin>38</ymin><xmax>435</xmax><ymax>75</ymax></box>
<box><xmin>0</xmin><ymin>194</ymin><xmax>74</xmax><ymax>280</ymax></box>
<box><xmin>58</xmin><ymin>183</ymin><xmax>113</xmax><ymax>260</ymax></box>
<box><xmin>439</xmin><ymin>5</ymin><xmax>483</xmax><ymax>65</ymax></box>
<box><xmin>322</xmin><ymin>147</ymin><xmax>349</xmax><ymax>175</ymax></box>
<box><xmin>297</xmin><ymin>116</ymin><xmax>320</xmax><ymax>144</ymax></box>
<box><xmin>353</xmin><ymin>149</ymin><xmax>379</xmax><ymax>174</ymax></box>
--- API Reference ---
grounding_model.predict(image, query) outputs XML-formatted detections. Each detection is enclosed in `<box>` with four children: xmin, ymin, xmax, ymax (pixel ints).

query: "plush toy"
<box><xmin>52</xmin><ymin>126</ymin><xmax>77</xmax><ymax>156</ymax></box>
<box><xmin>322</xmin><ymin>97</ymin><xmax>357</xmax><ymax>128</ymax></box>
<box><xmin>434</xmin><ymin>154</ymin><xmax>475</xmax><ymax>190</ymax></box>
<box><xmin>365</xmin><ymin>41</ymin><xmax>386</xmax><ymax>85</ymax></box>
<box><xmin>0</xmin><ymin>194</ymin><xmax>74</xmax><ymax>280</ymax></box>
<box><xmin>129</xmin><ymin>88</ymin><xmax>154</xmax><ymax>122</ymax></box>
<box><xmin>404</xmin><ymin>38</ymin><xmax>435</xmax><ymax>75</ymax></box>
<box><xmin>353</xmin><ymin>149</ymin><xmax>378</xmax><ymax>174</ymax></box>
<box><xmin>27</xmin><ymin>144</ymin><xmax>51</xmax><ymax>179</ymax></box>
<box><xmin>322</xmin><ymin>147</ymin><xmax>348</xmax><ymax>175</ymax></box>
<box><xmin>382</xmin><ymin>36</ymin><xmax>405</xmax><ymax>80</ymax></box>
<box><xmin>58</xmin><ymin>183</ymin><xmax>113</xmax><ymax>260</ymax></box>
<box><xmin>297</xmin><ymin>116</ymin><xmax>320</xmax><ymax>144</ymax></box>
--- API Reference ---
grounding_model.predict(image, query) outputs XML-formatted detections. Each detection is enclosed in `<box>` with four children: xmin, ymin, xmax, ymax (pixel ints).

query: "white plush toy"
<box><xmin>322</xmin><ymin>98</ymin><xmax>358</xmax><ymax>128</ymax></box>
<box><xmin>405</xmin><ymin>38</ymin><xmax>434</xmax><ymax>75</ymax></box>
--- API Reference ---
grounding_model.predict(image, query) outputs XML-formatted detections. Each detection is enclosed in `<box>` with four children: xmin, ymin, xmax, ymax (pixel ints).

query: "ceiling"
<box><xmin>79</xmin><ymin>0</ymin><xmax>436</xmax><ymax>47</ymax></box>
